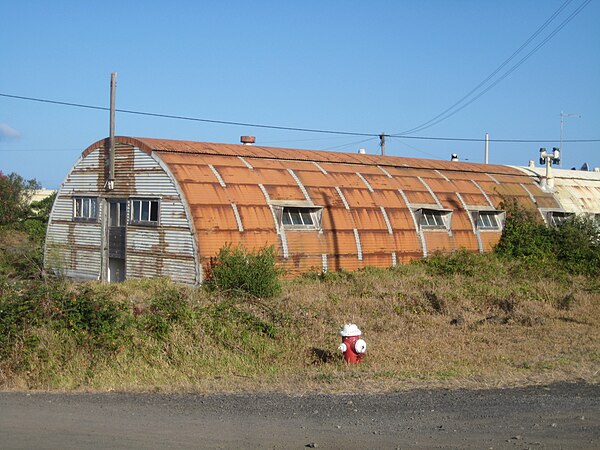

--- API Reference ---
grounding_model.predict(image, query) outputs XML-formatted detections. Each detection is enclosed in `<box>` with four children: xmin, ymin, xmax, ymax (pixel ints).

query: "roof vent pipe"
<box><xmin>358</xmin><ymin>148</ymin><xmax>366</xmax><ymax>154</ymax></box>
<box><xmin>240</xmin><ymin>136</ymin><xmax>256</xmax><ymax>145</ymax></box>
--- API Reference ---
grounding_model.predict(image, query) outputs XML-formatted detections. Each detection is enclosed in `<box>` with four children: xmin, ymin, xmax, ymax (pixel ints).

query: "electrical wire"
<box><xmin>1</xmin><ymin>92</ymin><xmax>598</xmax><ymax>144</ymax></box>
<box><xmin>393</xmin><ymin>0</ymin><xmax>591</xmax><ymax>136</ymax></box>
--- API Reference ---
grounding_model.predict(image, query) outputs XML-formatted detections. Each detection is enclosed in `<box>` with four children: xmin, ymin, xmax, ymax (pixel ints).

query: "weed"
<box><xmin>206</xmin><ymin>244</ymin><xmax>282</xmax><ymax>298</ymax></box>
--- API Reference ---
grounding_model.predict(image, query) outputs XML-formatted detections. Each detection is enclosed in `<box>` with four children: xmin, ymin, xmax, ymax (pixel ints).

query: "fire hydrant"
<box><xmin>338</xmin><ymin>323</ymin><xmax>367</xmax><ymax>364</ymax></box>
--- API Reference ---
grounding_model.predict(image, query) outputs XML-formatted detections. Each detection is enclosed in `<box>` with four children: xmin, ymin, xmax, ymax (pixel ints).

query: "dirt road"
<box><xmin>1</xmin><ymin>382</ymin><xmax>598</xmax><ymax>449</ymax></box>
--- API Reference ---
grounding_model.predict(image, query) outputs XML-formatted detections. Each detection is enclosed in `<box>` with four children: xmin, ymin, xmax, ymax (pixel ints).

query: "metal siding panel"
<box><xmin>191</xmin><ymin>205</ymin><xmax>238</xmax><ymax>230</ymax></box>
<box><xmin>404</xmin><ymin>190</ymin><xmax>437</xmax><ymax>205</ymax></box>
<box><xmin>371</xmin><ymin>190</ymin><xmax>407</xmax><ymax>208</ymax></box>
<box><xmin>359</xmin><ymin>231</ymin><xmax>395</xmax><ymax>253</ymax></box>
<box><xmin>423</xmin><ymin>231</ymin><xmax>455</xmax><ymax>253</ymax></box>
<box><xmin>237</xmin><ymin>205</ymin><xmax>277</xmax><ymax>231</ymax></box>
<box><xmin>285</xmin><ymin>231</ymin><xmax>326</xmax><ymax>255</ymax></box>
<box><xmin>322</xmin><ymin>208</ymin><xmax>356</xmax><ymax>230</ymax></box>
<box><xmin>342</xmin><ymin>188</ymin><xmax>378</xmax><ymax>208</ymax></box>
<box><xmin>361</xmin><ymin>173</ymin><xmax>396</xmax><ymax>190</ymax></box>
<box><xmin>163</xmin><ymin>164</ymin><xmax>217</xmax><ymax>184</ymax></box>
<box><xmin>479</xmin><ymin>232</ymin><xmax>502</xmax><ymax>252</ymax></box>
<box><xmin>305</xmin><ymin>187</ymin><xmax>346</xmax><ymax>208</ymax></box>
<box><xmin>292</xmin><ymin>170</ymin><xmax>336</xmax><ymax>188</ymax></box>
<box><xmin>452</xmin><ymin>230</ymin><xmax>479</xmax><ymax>250</ymax></box>
<box><xmin>264</xmin><ymin>185</ymin><xmax>306</xmax><ymax>201</ymax></box>
<box><xmin>180</xmin><ymin>182</ymin><xmax>230</xmax><ymax>205</ymax></box>
<box><xmin>351</xmin><ymin>209</ymin><xmax>388</xmax><ymax>231</ymax></box>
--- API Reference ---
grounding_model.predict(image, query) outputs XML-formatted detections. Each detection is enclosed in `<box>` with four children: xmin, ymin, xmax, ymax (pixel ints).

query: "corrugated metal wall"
<box><xmin>45</xmin><ymin>144</ymin><xmax>198</xmax><ymax>284</ymax></box>
<box><xmin>45</xmin><ymin>149</ymin><xmax>103</xmax><ymax>280</ymax></box>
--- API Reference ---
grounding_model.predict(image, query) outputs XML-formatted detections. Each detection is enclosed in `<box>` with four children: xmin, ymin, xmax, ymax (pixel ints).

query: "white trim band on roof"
<box><xmin>335</xmin><ymin>186</ymin><xmax>350</xmax><ymax>210</ymax></box>
<box><xmin>313</xmin><ymin>162</ymin><xmax>328</xmax><ymax>174</ymax></box>
<box><xmin>287</xmin><ymin>169</ymin><xmax>312</xmax><ymax>203</ymax></box>
<box><xmin>356</xmin><ymin>172</ymin><xmax>374</xmax><ymax>192</ymax></box>
<box><xmin>380</xmin><ymin>206</ymin><xmax>393</xmax><ymax>235</ymax></box>
<box><xmin>353</xmin><ymin>228</ymin><xmax>363</xmax><ymax>261</ymax></box>
<box><xmin>259</xmin><ymin>183</ymin><xmax>288</xmax><ymax>258</ymax></box>
<box><xmin>208</xmin><ymin>164</ymin><xmax>226</xmax><ymax>187</ymax></box>
<box><xmin>487</xmin><ymin>173</ymin><xmax>501</xmax><ymax>184</ymax></box>
<box><xmin>377</xmin><ymin>165</ymin><xmax>393</xmax><ymax>178</ymax></box>
<box><xmin>238</xmin><ymin>156</ymin><xmax>254</xmax><ymax>170</ymax></box>
<box><xmin>398</xmin><ymin>189</ymin><xmax>427</xmax><ymax>258</ymax></box>
<box><xmin>231</xmin><ymin>203</ymin><xmax>244</xmax><ymax>232</ymax></box>
<box><xmin>418</xmin><ymin>176</ymin><xmax>443</xmax><ymax>208</ymax></box>
<box><xmin>472</xmin><ymin>180</ymin><xmax>494</xmax><ymax>208</ymax></box>
<box><xmin>520</xmin><ymin>183</ymin><xmax>537</xmax><ymax>204</ymax></box>
<box><xmin>434</xmin><ymin>170</ymin><xmax>451</xmax><ymax>182</ymax></box>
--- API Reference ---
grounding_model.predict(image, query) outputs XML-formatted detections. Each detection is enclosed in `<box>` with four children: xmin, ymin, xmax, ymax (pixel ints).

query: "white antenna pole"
<box><xmin>484</xmin><ymin>132</ymin><xmax>489</xmax><ymax>164</ymax></box>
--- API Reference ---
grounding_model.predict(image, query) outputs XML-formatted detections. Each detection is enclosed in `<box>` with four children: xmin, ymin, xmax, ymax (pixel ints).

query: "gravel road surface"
<box><xmin>1</xmin><ymin>382</ymin><xmax>598</xmax><ymax>449</ymax></box>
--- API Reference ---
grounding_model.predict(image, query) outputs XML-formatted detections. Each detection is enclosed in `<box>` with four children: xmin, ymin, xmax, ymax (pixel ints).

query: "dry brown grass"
<box><xmin>1</xmin><ymin>260</ymin><xmax>599</xmax><ymax>393</ymax></box>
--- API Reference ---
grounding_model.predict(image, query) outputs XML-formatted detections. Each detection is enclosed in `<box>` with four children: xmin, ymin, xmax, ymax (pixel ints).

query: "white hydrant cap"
<box><xmin>354</xmin><ymin>338</ymin><xmax>367</xmax><ymax>354</ymax></box>
<box><xmin>339</xmin><ymin>323</ymin><xmax>362</xmax><ymax>337</ymax></box>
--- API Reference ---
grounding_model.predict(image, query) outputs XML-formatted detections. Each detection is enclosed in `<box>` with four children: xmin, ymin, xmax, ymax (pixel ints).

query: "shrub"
<box><xmin>206</xmin><ymin>244</ymin><xmax>282</xmax><ymax>298</ymax></box>
<box><xmin>495</xmin><ymin>198</ymin><xmax>600</xmax><ymax>276</ymax></box>
<box><xmin>494</xmin><ymin>197</ymin><xmax>553</xmax><ymax>263</ymax></box>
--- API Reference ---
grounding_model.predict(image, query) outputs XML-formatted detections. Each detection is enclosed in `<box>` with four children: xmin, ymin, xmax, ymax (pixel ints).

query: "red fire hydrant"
<box><xmin>338</xmin><ymin>323</ymin><xmax>367</xmax><ymax>364</ymax></box>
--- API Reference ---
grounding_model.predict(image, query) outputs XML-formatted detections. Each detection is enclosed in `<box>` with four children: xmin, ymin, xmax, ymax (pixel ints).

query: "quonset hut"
<box><xmin>45</xmin><ymin>136</ymin><xmax>569</xmax><ymax>284</ymax></box>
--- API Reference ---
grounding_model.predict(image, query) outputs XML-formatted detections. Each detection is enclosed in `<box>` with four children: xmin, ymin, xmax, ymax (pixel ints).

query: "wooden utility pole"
<box><xmin>107</xmin><ymin>72</ymin><xmax>117</xmax><ymax>191</ymax></box>
<box><xmin>379</xmin><ymin>132</ymin><xmax>386</xmax><ymax>156</ymax></box>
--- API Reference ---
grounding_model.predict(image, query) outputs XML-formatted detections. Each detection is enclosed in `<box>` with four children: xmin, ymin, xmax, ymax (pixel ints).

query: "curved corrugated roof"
<box><xmin>84</xmin><ymin>136</ymin><xmax>525</xmax><ymax>175</ymax></box>
<box><xmin>514</xmin><ymin>166</ymin><xmax>600</xmax><ymax>214</ymax></box>
<box><xmin>82</xmin><ymin>137</ymin><xmax>562</xmax><ymax>276</ymax></box>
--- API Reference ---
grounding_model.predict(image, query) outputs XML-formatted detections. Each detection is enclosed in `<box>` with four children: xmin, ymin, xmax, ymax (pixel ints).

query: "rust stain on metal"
<box><xmin>70</xmin><ymin>136</ymin><xmax>597</xmax><ymax>279</ymax></box>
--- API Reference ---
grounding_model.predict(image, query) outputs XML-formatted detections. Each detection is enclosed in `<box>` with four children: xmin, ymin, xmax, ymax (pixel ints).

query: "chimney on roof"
<box><xmin>241</xmin><ymin>136</ymin><xmax>256</xmax><ymax>145</ymax></box>
<box><xmin>450</xmin><ymin>153</ymin><xmax>459</xmax><ymax>162</ymax></box>
<box><xmin>528</xmin><ymin>160</ymin><xmax>535</xmax><ymax>168</ymax></box>
<box><xmin>358</xmin><ymin>148</ymin><xmax>366</xmax><ymax>154</ymax></box>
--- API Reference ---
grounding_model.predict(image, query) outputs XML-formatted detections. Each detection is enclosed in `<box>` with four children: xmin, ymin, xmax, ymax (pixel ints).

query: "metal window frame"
<box><xmin>471</xmin><ymin>210</ymin><xmax>505</xmax><ymax>231</ymax></box>
<box><xmin>274</xmin><ymin>205</ymin><xmax>323</xmax><ymax>231</ymax></box>
<box><xmin>73</xmin><ymin>196</ymin><xmax>99</xmax><ymax>222</ymax></box>
<box><xmin>129</xmin><ymin>198</ymin><xmax>160</xmax><ymax>226</ymax></box>
<box><xmin>416</xmin><ymin>208</ymin><xmax>451</xmax><ymax>231</ymax></box>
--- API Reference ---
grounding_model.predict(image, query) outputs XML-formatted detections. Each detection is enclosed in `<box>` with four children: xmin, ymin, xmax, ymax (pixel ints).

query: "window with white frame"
<box><xmin>279</xmin><ymin>206</ymin><xmax>322</xmax><ymax>230</ymax></box>
<box><xmin>73</xmin><ymin>196</ymin><xmax>98</xmax><ymax>221</ymax></box>
<box><xmin>474</xmin><ymin>211</ymin><xmax>503</xmax><ymax>230</ymax></box>
<box><xmin>130</xmin><ymin>198</ymin><xmax>159</xmax><ymax>225</ymax></box>
<box><xmin>418</xmin><ymin>209</ymin><xmax>450</xmax><ymax>230</ymax></box>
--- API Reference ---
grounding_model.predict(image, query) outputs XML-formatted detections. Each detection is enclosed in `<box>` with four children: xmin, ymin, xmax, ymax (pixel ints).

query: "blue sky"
<box><xmin>1</xmin><ymin>0</ymin><xmax>599</xmax><ymax>188</ymax></box>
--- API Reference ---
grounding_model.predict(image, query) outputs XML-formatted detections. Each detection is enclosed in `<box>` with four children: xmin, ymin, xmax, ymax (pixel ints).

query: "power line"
<box><xmin>1</xmin><ymin>92</ymin><xmax>598</xmax><ymax>144</ymax></box>
<box><xmin>394</xmin><ymin>0</ymin><xmax>590</xmax><ymax>136</ymax></box>
<box><xmin>0</xmin><ymin>92</ymin><xmax>375</xmax><ymax>138</ymax></box>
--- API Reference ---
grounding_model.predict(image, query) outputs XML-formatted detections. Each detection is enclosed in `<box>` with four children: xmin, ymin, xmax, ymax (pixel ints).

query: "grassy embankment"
<box><xmin>1</xmin><ymin>250</ymin><xmax>598</xmax><ymax>393</ymax></box>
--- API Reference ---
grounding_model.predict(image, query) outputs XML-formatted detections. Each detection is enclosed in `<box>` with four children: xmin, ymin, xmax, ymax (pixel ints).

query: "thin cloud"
<box><xmin>0</xmin><ymin>123</ymin><xmax>20</xmax><ymax>140</ymax></box>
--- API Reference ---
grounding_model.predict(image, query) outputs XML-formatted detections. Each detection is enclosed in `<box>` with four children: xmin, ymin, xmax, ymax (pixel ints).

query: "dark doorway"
<box><xmin>108</xmin><ymin>199</ymin><xmax>127</xmax><ymax>282</ymax></box>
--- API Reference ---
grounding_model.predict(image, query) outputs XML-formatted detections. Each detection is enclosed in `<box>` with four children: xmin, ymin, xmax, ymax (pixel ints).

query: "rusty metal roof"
<box><xmin>83</xmin><ymin>136</ymin><xmax>526</xmax><ymax>176</ymax></box>
<box><xmin>82</xmin><ymin>137</ymin><xmax>566</xmax><ymax>275</ymax></box>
